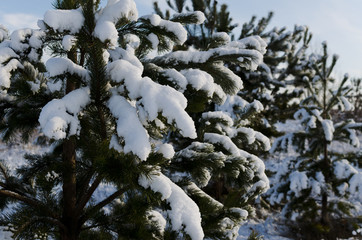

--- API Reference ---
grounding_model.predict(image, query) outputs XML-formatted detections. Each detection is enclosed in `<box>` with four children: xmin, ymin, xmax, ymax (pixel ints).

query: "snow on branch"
<box><xmin>108</xmin><ymin>94</ymin><xmax>151</xmax><ymax>161</ymax></box>
<box><xmin>181</xmin><ymin>68</ymin><xmax>226</xmax><ymax>102</ymax></box>
<box><xmin>171</xmin><ymin>11</ymin><xmax>206</xmax><ymax>25</ymax></box>
<box><xmin>43</xmin><ymin>8</ymin><xmax>85</xmax><ymax>34</ymax></box>
<box><xmin>150</xmin><ymin>42</ymin><xmax>265</xmax><ymax>71</ymax></box>
<box><xmin>0</xmin><ymin>59</ymin><xmax>22</xmax><ymax>89</ymax></box>
<box><xmin>107</xmin><ymin>57</ymin><xmax>197</xmax><ymax>139</ymax></box>
<box><xmin>94</xmin><ymin>0</ymin><xmax>138</xmax><ymax>46</ymax></box>
<box><xmin>0</xmin><ymin>28</ymin><xmax>45</xmax><ymax>88</ymax></box>
<box><xmin>141</xmin><ymin>14</ymin><xmax>187</xmax><ymax>45</ymax></box>
<box><xmin>139</xmin><ymin>171</ymin><xmax>204</xmax><ymax>240</ymax></box>
<box><xmin>0</xmin><ymin>24</ymin><xmax>8</xmax><ymax>42</ymax></box>
<box><xmin>204</xmin><ymin>133</ymin><xmax>269</xmax><ymax>192</ymax></box>
<box><xmin>46</xmin><ymin>57</ymin><xmax>90</xmax><ymax>81</ymax></box>
<box><xmin>38</xmin><ymin>87</ymin><xmax>90</xmax><ymax>140</ymax></box>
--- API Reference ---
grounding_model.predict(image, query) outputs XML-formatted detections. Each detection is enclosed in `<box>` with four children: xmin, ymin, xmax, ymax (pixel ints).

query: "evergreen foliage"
<box><xmin>154</xmin><ymin>0</ymin><xmax>238</xmax><ymax>50</ymax></box>
<box><xmin>0</xmin><ymin>0</ymin><xmax>269</xmax><ymax>239</ymax></box>
<box><xmin>266</xmin><ymin>42</ymin><xmax>362</xmax><ymax>236</ymax></box>
<box><xmin>236</xmin><ymin>13</ymin><xmax>314</xmax><ymax>138</ymax></box>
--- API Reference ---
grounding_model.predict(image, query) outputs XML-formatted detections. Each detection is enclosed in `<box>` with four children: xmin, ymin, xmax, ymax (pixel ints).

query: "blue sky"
<box><xmin>1</xmin><ymin>0</ymin><xmax>362</xmax><ymax>78</ymax></box>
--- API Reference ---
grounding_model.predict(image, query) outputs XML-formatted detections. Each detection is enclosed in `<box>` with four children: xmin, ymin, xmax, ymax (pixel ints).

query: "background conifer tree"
<box><xmin>154</xmin><ymin>1</ymin><xmax>314</xmax><ymax>139</ymax></box>
<box><xmin>266</xmin><ymin>42</ymin><xmax>362</xmax><ymax>238</ymax></box>
<box><xmin>154</xmin><ymin>1</ymin><xmax>362</xmax><ymax>238</ymax></box>
<box><xmin>236</xmin><ymin>13</ymin><xmax>314</xmax><ymax>138</ymax></box>
<box><xmin>0</xmin><ymin>0</ymin><xmax>269</xmax><ymax>239</ymax></box>
<box><xmin>154</xmin><ymin>0</ymin><xmax>238</xmax><ymax>50</ymax></box>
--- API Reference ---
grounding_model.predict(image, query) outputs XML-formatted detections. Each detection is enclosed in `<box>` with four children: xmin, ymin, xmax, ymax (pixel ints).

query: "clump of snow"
<box><xmin>321</xmin><ymin>119</ymin><xmax>334</xmax><ymax>141</ymax></box>
<box><xmin>46</xmin><ymin>57</ymin><xmax>90</xmax><ymax>80</ymax></box>
<box><xmin>142</xmin><ymin>14</ymin><xmax>187</xmax><ymax>45</ymax></box>
<box><xmin>0</xmin><ymin>47</ymin><xmax>18</xmax><ymax>63</ymax></box>
<box><xmin>109</xmin><ymin>47</ymin><xmax>143</xmax><ymax>69</ymax></box>
<box><xmin>44</xmin><ymin>8</ymin><xmax>85</xmax><ymax>34</ymax></box>
<box><xmin>6</xmin><ymin>29</ymin><xmax>45</xmax><ymax>62</ymax></box>
<box><xmin>309</xmin><ymin>172</ymin><xmax>325</xmax><ymax>197</ymax></box>
<box><xmin>339</xmin><ymin>96</ymin><xmax>354</xmax><ymax>111</ymax></box>
<box><xmin>212</xmin><ymin>32</ymin><xmax>231</xmax><ymax>44</ymax></box>
<box><xmin>307</xmin><ymin>115</ymin><xmax>317</xmax><ymax>129</ymax></box>
<box><xmin>10</xmin><ymin>29</ymin><xmax>33</xmax><ymax>52</ymax></box>
<box><xmin>231</xmin><ymin>207</ymin><xmax>248</xmax><ymax>219</ymax></box>
<box><xmin>107</xmin><ymin>57</ymin><xmax>197</xmax><ymax>139</ymax></box>
<box><xmin>98</xmin><ymin>0</ymin><xmax>138</xmax><ymax>23</ymax></box>
<box><xmin>334</xmin><ymin>159</ymin><xmax>358</xmax><ymax>179</ymax></box>
<box><xmin>94</xmin><ymin>21</ymin><xmax>118</xmax><ymax>47</ymax></box>
<box><xmin>202</xmin><ymin>111</ymin><xmax>233</xmax><ymax>126</ymax></box>
<box><xmin>237</xmin><ymin>99</ymin><xmax>264</xmax><ymax>115</ymax></box>
<box><xmin>62</xmin><ymin>35</ymin><xmax>77</xmax><ymax>51</ymax></box>
<box><xmin>139</xmin><ymin>77</ymin><xmax>197</xmax><ymax>138</ymax></box>
<box><xmin>172</xmin><ymin>11</ymin><xmax>206</xmax><ymax>25</ymax></box>
<box><xmin>152</xmin><ymin>35</ymin><xmax>265</xmax><ymax>72</ymax></box>
<box><xmin>349</xmin><ymin>173</ymin><xmax>362</xmax><ymax>200</ymax></box>
<box><xmin>38</xmin><ymin>87</ymin><xmax>90</xmax><ymax>139</ymax></box>
<box><xmin>139</xmin><ymin>172</ymin><xmax>204</xmax><ymax>240</ymax></box>
<box><xmin>192</xmin><ymin>11</ymin><xmax>206</xmax><ymax>24</ymax></box>
<box><xmin>146</xmin><ymin>210</ymin><xmax>167</xmax><ymax>235</ymax></box>
<box><xmin>0</xmin><ymin>59</ymin><xmax>23</xmax><ymax>88</ymax></box>
<box><xmin>122</xmin><ymin>34</ymin><xmax>140</xmax><ymax>49</ymax></box>
<box><xmin>255</xmin><ymin>132</ymin><xmax>271</xmax><ymax>151</ymax></box>
<box><xmin>234</xmin><ymin>127</ymin><xmax>256</xmax><ymax>144</ymax></box>
<box><xmin>204</xmin><ymin>133</ymin><xmax>239</xmax><ymax>156</ymax></box>
<box><xmin>147</xmin><ymin>33</ymin><xmax>159</xmax><ymax>50</ymax></box>
<box><xmin>0</xmin><ymin>25</ymin><xmax>8</xmax><ymax>42</ymax></box>
<box><xmin>219</xmin><ymin>217</ymin><xmax>241</xmax><ymax>239</ymax></box>
<box><xmin>157</xmin><ymin>143</ymin><xmax>175</xmax><ymax>159</ymax></box>
<box><xmin>181</xmin><ymin>68</ymin><xmax>226</xmax><ymax>102</ymax></box>
<box><xmin>108</xmin><ymin>94</ymin><xmax>151</xmax><ymax>161</ymax></box>
<box><xmin>289</xmin><ymin>171</ymin><xmax>308</xmax><ymax>197</ymax></box>
<box><xmin>94</xmin><ymin>0</ymin><xmax>138</xmax><ymax>47</ymax></box>
<box><xmin>162</xmin><ymin>68</ymin><xmax>188</xmax><ymax>91</ymax></box>
<box><xmin>216</xmin><ymin>95</ymin><xmax>249</xmax><ymax>119</ymax></box>
<box><xmin>47</xmin><ymin>79</ymin><xmax>63</xmax><ymax>93</ymax></box>
<box><xmin>9</xmin><ymin>29</ymin><xmax>44</xmax><ymax>51</ymax></box>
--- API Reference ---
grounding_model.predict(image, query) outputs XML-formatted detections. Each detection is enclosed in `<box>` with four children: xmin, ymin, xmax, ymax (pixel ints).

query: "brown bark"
<box><xmin>321</xmin><ymin>141</ymin><xmax>330</xmax><ymax>226</ymax></box>
<box><xmin>60</xmin><ymin>50</ymin><xmax>80</xmax><ymax>240</ymax></box>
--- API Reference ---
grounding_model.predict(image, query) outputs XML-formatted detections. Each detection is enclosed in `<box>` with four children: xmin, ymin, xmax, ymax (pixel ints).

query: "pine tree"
<box><xmin>266</xmin><ymin>42</ymin><xmax>362</xmax><ymax>237</ymax></box>
<box><xmin>152</xmin><ymin>1</ymin><xmax>273</xmax><ymax>235</ymax></box>
<box><xmin>0</xmin><ymin>0</ymin><xmax>269</xmax><ymax>239</ymax></box>
<box><xmin>236</xmin><ymin>13</ymin><xmax>314</xmax><ymax>138</ymax></box>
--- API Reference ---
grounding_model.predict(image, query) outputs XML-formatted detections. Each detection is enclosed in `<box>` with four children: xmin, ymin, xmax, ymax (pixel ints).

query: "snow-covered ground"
<box><xmin>237</xmin><ymin>217</ymin><xmax>291</xmax><ymax>240</ymax></box>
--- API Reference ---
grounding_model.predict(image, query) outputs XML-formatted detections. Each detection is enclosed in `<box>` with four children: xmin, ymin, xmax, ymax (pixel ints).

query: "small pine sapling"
<box><xmin>267</xmin><ymin>42</ymin><xmax>362</xmax><ymax>237</ymax></box>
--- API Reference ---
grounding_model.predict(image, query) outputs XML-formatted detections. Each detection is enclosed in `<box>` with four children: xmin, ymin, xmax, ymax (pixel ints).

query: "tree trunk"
<box><xmin>321</xmin><ymin>141</ymin><xmax>330</xmax><ymax>226</ymax></box>
<box><xmin>62</xmin><ymin>137</ymin><xmax>78</xmax><ymax>238</ymax></box>
<box><xmin>61</xmin><ymin>50</ymin><xmax>79</xmax><ymax>239</ymax></box>
<box><xmin>321</xmin><ymin>193</ymin><xmax>329</xmax><ymax>225</ymax></box>
<box><xmin>60</xmin><ymin>232</ymin><xmax>78</xmax><ymax>240</ymax></box>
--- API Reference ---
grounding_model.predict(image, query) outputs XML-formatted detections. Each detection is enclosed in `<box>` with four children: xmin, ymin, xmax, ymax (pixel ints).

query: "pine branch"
<box><xmin>75</xmin><ymin>175</ymin><xmax>103</xmax><ymax>218</ymax></box>
<box><xmin>15</xmin><ymin>216</ymin><xmax>67</xmax><ymax>236</ymax></box>
<box><xmin>0</xmin><ymin>189</ymin><xmax>58</xmax><ymax>219</ymax></box>
<box><xmin>80</xmin><ymin>187</ymin><xmax>127</xmax><ymax>225</ymax></box>
<box><xmin>0</xmin><ymin>163</ymin><xmax>9</xmax><ymax>181</ymax></box>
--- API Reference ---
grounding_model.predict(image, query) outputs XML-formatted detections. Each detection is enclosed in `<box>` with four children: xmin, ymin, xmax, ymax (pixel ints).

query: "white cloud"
<box><xmin>0</xmin><ymin>13</ymin><xmax>40</xmax><ymax>31</ymax></box>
